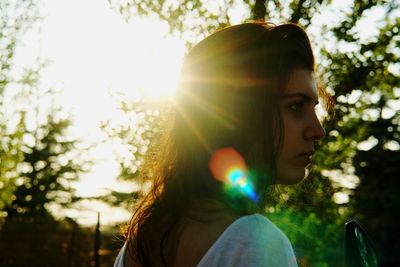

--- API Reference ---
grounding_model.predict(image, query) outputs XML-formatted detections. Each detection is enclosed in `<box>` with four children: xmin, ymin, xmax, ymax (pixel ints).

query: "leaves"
<box><xmin>0</xmin><ymin>8</ymin><xmax>91</xmax><ymax>217</ymax></box>
<box><xmin>5</xmin><ymin>105</ymin><xmax>90</xmax><ymax>217</ymax></box>
<box><xmin>0</xmin><ymin>0</ymin><xmax>39</xmax><ymax>212</ymax></box>
<box><xmin>0</xmin><ymin>0</ymin><xmax>39</xmax><ymax>95</ymax></box>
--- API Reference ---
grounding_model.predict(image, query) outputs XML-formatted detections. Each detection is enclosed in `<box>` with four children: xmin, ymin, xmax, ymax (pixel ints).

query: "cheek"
<box><xmin>275</xmin><ymin>110</ymin><xmax>302</xmax><ymax>156</ymax></box>
<box><xmin>282</xmin><ymin>115</ymin><xmax>295</xmax><ymax>143</ymax></box>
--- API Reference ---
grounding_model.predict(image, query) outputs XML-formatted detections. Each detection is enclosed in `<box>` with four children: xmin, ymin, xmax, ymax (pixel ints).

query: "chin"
<box><xmin>277</xmin><ymin>168</ymin><xmax>306</xmax><ymax>185</ymax></box>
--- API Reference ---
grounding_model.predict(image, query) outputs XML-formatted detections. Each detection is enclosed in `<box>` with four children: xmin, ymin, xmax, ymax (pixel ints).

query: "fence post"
<box><xmin>94</xmin><ymin>212</ymin><xmax>100</xmax><ymax>267</ymax></box>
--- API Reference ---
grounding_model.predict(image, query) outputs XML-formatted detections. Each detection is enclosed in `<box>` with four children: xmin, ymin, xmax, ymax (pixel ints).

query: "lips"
<box><xmin>299</xmin><ymin>150</ymin><xmax>315</xmax><ymax>157</ymax></box>
<box><xmin>296</xmin><ymin>151</ymin><xmax>314</xmax><ymax>166</ymax></box>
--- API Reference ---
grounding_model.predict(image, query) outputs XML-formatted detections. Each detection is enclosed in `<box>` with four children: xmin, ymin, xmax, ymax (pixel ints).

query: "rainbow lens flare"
<box><xmin>209</xmin><ymin>147</ymin><xmax>259</xmax><ymax>203</ymax></box>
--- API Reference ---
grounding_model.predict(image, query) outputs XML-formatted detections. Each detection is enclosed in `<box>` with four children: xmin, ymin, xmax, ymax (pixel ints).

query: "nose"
<box><xmin>304</xmin><ymin>115</ymin><xmax>326</xmax><ymax>142</ymax></box>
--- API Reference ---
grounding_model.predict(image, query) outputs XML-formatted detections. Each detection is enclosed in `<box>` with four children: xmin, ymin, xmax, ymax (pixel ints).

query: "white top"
<box><xmin>114</xmin><ymin>214</ymin><xmax>298</xmax><ymax>267</ymax></box>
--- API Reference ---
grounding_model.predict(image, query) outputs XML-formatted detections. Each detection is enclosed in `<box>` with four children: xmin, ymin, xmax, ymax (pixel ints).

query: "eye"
<box><xmin>288</xmin><ymin>101</ymin><xmax>304</xmax><ymax>112</ymax></box>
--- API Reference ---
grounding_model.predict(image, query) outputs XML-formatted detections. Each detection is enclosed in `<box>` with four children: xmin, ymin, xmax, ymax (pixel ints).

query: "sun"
<box><xmin>123</xmin><ymin>19</ymin><xmax>186</xmax><ymax>101</ymax></box>
<box><xmin>139</xmin><ymin>37</ymin><xmax>185</xmax><ymax>101</ymax></box>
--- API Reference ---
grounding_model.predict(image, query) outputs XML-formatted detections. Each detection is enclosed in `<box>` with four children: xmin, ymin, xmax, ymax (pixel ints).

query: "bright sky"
<box><xmin>15</xmin><ymin>0</ymin><xmax>185</xmax><ymax>226</ymax></box>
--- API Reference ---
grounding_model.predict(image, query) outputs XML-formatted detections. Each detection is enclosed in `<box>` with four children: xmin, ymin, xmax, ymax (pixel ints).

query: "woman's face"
<box><xmin>276</xmin><ymin>69</ymin><xmax>325</xmax><ymax>185</ymax></box>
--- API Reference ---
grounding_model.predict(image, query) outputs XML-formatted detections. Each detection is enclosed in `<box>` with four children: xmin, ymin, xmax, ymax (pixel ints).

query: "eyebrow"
<box><xmin>281</xmin><ymin>92</ymin><xmax>319</xmax><ymax>105</ymax></box>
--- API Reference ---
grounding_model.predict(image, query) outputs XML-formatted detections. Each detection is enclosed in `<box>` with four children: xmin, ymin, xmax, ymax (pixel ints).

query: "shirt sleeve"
<box><xmin>247</xmin><ymin>215</ymin><xmax>298</xmax><ymax>267</ymax></box>
<box><xmin>197</xmin><ymin>214</ymin><xmax>298</xmax><ymax>267</ymax></box>
<box><xmin>113</xmin><ymin>243</ymin><xmax>126</xmax><ymax>267</ymax></box>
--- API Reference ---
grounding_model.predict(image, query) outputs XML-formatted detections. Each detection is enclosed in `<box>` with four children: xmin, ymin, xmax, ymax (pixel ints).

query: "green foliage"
<box><xmin>0</xmin><ymin>113</ymin><xmax>24</xmax><ymax>210</ymax></box>
<box><xmin>0</xmin><ymin>49</ymin><xmax>90</xmax><ymax>219</ymax></box>
<box><xmin>0</xmin><ymin>1</ymin><xmax>104</xmax><ymax>265</ymax></box>
<box><xmin>0</xmin><ymin>0</ymin><xmax>39</xmax><ymax>95</ymax></box>
<box><xmin>5</xmin><ymin>109</ymin><xmax>88</xmax><ymax>217</ymax></box>
<box><xmin>100</xmin><ymin>97</ymin><xmax>167</xmax><ymax>205</ymax></box>
<box><xmin>314</xmin><ymin>4</ymin><xmax>400</xmax><ymax>265</ymax></box>
<box><xmin>321</xmin><ymin>5</ymin><xmax>400</xmax><ymax>261</ymax></box>
<box><xmin>0</xmin><ymin>0</ymin><xmax>90</xmax><ymax>217</ymax></box>
<box><xmin>108</xmin><ymin>0</ymin><xmax>333</xmax><ymax>46</ymax></box>
<box><xmin>288</xmin><ymin>0</ymin><xmax>328</xmax><ymax>26</ymax></box>
<box><xmin>0</xmin><ymin>0</ymin><xmax>40</xmax><ymax>212</ymax></box>
<box><xmin>108</xmin><ymin>0</ymin><xmax>236</xmax><ymax>44</ymax></box>
<box><xmin>331</xmin><ymin>0</ymin><xmax>392</xmax><ymax>42</ymax></box>
<box><xmin>101</xmin><ymin>98</ymin><xmax>164</xmax><ymax>182</ymax></box>
<box><xmin>269</xmin><ymin>207</ymin><xmax>344</xmax><ymax>267</ymax></box>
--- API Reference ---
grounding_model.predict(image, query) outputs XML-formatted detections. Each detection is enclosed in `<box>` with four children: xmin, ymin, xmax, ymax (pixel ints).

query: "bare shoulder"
<box><xmin>173</xmin><ymin>211</ymin><xmax>242</xmax><ymax>267</ymax></box>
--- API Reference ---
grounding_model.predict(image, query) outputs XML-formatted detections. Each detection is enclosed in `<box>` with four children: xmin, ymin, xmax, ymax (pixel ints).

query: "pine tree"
<box><xmin>5</xmin><ymin>110</ymin><xmax>87</xmax><ymax>218</ymax></box>
<box><xmin>0</xmin><ymin>0</ymin><xmax>39</xmax><ymax>211</ymax></box>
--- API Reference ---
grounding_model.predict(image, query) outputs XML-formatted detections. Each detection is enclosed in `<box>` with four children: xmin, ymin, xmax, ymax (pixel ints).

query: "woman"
<box><xmin>115</xmin><ymin>21</ymin><xmax>330</xmax><ymax>267</ymax></box>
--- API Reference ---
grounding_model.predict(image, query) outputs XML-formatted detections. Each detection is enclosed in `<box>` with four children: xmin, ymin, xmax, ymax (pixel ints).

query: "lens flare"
<box><xmin>209</xmin><ymin>147</ymin><xmax>259</xmax><ymax>203</ymax></box>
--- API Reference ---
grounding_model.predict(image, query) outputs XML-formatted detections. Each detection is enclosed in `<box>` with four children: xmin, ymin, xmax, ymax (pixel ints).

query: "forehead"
<box><xmin>283</xmin><ymin>69</ymin><xmax>318</xmax><ymax>100</ymax></box>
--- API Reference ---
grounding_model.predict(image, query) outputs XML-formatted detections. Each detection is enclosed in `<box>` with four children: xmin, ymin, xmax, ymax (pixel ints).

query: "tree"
<box><xmin>0</xmin><ymin>0</ymin><xmax>39</xmax><ymax>94</ymax></box>
<box><xmin>2</xmin><ymin>69</ymin><xmax>91</xmax><ymax>217</ymax></box>
<box><xmin>0</xmin><ymin>0</ymin><xmax>39</xmax><ymax>211</ymax></box>
<box><xmin>100</xmin><ymin>97</ymin><xmax>167</xmax><ymax>208</ymax></box>
<box><xmin>5</xmin><ymin>110</ymin><xmax>88</xmax><ymax>218</ymax></box>
<box><xmin>324</xmin><ymin>6</ymin><xmax>400</xmax><ymax>263</ymax></box>
<box><xmin>0</xmin><ymin>112</ymin><xmax>24</xmax><ymax>211</ymax></box>
<box><xmin>109</xmin><ymin>0</ymin><xmax>330</xmax><ymax>46</ymax></box>
<box><xmin>0</xmin><ymin>2</ymin><xmax>99</xmax><ymax>265</ymax></box>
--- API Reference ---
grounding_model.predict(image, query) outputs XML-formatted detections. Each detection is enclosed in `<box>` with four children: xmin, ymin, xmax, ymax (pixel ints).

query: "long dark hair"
<box><xmin>125</xmin><ymin>21</ymin><xmax>321</xmax><ymax>266</ymax></box>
